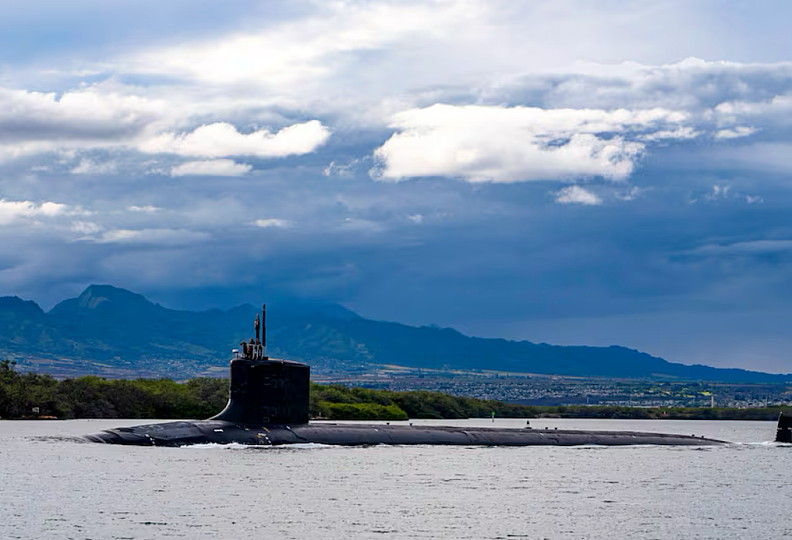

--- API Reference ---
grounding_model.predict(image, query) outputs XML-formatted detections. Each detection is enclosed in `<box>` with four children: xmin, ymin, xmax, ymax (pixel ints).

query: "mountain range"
<box><xmin>0</xmin><ymin>285</ymin><xmax>789</xmax><ymax>382</ymax></box>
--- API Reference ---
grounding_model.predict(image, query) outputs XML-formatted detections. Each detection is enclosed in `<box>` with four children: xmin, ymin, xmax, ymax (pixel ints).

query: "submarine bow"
<box><xmin>86</xmin><ymin>304</ymin><xmax>731</xmax><ymax>447</ymax></box>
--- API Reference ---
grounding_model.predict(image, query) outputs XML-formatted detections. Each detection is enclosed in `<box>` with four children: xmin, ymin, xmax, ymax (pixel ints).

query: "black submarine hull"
<box><xmin>83</xmin><ymin>304</ymin><xmax>783</xmax><ymax>448</ymax></box>
<box><xmin>85</xmin><ymin>420</ymin><xmax>725</xmax><ymax>447</ymax></box>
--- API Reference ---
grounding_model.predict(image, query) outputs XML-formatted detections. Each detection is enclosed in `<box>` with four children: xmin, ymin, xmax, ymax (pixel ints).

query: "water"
<box><xmin>1</xmin><ymin>418</ymin><xmax>789</xmax><ymax>539</ymax></box>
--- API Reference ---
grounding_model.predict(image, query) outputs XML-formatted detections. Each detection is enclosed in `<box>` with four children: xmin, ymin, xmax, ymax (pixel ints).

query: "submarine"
<box><xmin>84</xmin><ymin>305</ymin><xmax>786</xmax><ymax>447</ymax></box>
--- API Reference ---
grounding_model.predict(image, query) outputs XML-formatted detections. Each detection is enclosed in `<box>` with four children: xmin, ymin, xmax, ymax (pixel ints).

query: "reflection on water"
<box><xmin>1</xmin><ymin>418</ymin><xmax>789</xmax><ymax>540</ymax></box>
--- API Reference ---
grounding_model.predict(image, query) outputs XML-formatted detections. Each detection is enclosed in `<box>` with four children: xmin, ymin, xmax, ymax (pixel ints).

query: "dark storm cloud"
<box><xmin>2</xmin><ymin>147</ymin><xmax>792</xmax><ymax>372</ymax></box>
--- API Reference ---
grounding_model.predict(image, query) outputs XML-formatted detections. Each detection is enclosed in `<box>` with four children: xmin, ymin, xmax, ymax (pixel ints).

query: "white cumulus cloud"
<box><xmin>714</xmin><ymin>126</ymin><xmax>757</xmax><ymax>140</ymax></box>
<box><xmin>553</xmin><ymin>186</ymin><xmax>603</xmax><ymax>205</ymax></box>
<box><xmin>0</xmin><ymin>199</ymin><xmax>69</xmax><ymax>225</ymax></box>
<box><xmin>70</xmin><ymin>221</ymin><xmax>103</xmax><ymax>235</ymax></box>
<box><xmin>141</xmin><ymin>121</ymin><xmax>331</xmax><ymax>159</ymax></box>
<box><xmin>0</xmin><ymin>85</ymin><xmax>330</xmax><ymax>168</ymax></box>
<box><xmin>95</xmin><ymin>228</ymin><xmax>210</xmax><ymax>245</ymax></box>
<box><xmin>127</xmin><ymin>205</ymin><xmax>161</xmax><ymax>213</ymax></box>
<box><xmin>71</xmin><ymin>158</ymin><xmax>117</xmax><ymax>175</ymax></box>
<box><xmin>126</xmin><ymin>0</ymin><xmax>483</xmax><ymax>88</ymax></box>
<box><xmin>254</xmin><ymin>218</ymin><xmax>290</xmax><ymax>228</ymax></box>
<box><xmin>170</xmin><ymin>159</ymin><xmax>252</xmax><ymax>177</ymax></box>
<box><xmin>372</xmin><ymin>104</ymin><xmax>691</xmax><ymax>183</ymax></box>
<box><xmin>0</xmin><ymin>86</ymin><xmax>171</xmax><ymax>161</ymax></box>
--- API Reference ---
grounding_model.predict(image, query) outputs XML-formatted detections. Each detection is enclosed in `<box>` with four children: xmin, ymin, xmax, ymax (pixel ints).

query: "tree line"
<box><xmin>310</xmin><ymin>384</ymin><xmax>533</xmax><ymax>420</ymax></box>
<box><xmin>0</xmin><ymin>360</ymin><xmax>531</xmax><ymax>420</ymax></box>
<box><xmin>0</xmin><ymin>360</ymin><xmax>228</xmax><ymax>419</ymax></box>
<box><xmin>529</xmin><ymin>404</ymin><xmax>789</xmax><ymax>421</ymax></box>
<box><xmin>1</xmin><ymin>361</ymin><xmax>788</xmax><ymax>421</ymax></box>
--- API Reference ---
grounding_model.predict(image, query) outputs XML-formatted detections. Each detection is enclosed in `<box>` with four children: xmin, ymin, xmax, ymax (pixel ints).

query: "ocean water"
<box><xmin>0</xmin><ymin>418</ymin><xmax>789</xmax><ymax>540</ymax></box>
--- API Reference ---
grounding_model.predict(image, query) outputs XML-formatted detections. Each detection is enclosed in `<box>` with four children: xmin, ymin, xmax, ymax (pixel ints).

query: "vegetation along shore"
<box><xmin>1</xmin><ymin>361</ymin><xmax>788</xmax><ymax>421</ymax></box>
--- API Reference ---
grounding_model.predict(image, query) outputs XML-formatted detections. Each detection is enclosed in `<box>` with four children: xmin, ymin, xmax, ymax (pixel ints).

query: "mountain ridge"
<box><xmin>0</xmin><ymin>284</ymin><xmax>789</xmax><ymax>382</ymax></box>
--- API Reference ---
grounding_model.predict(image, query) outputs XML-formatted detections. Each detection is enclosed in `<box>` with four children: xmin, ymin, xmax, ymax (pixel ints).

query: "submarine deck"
<box><xmin>86</xmin><ymin>420</ymin><xmax>726</xmax><ymax>447</ymax></box>
<box><xmin>271</xmin><ymin>422</ymin><xmax>724</xmax><ymax>446</ymax></box>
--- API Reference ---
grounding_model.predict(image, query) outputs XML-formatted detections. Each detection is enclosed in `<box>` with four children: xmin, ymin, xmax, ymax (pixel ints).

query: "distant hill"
<box><xmin>0</xmin><ymin>285</ymin><xmax>789</xmax><ymax>382</ymax></box>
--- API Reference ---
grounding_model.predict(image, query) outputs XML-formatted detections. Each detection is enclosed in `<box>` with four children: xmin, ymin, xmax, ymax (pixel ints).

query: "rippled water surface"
<box><xmin>1</xmin><ymin>418</ymin><xmax>789</xmax><ymax>539</ymax></box>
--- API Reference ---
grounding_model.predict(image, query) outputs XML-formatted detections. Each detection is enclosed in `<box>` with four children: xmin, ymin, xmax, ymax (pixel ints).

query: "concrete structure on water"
<box><xmin>85</xmin><ymin>306</ymin><xmax>784</xmax><ymax>447</ymax></box>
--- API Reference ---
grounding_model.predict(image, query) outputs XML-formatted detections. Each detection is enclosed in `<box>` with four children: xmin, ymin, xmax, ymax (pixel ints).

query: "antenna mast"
<box><xmin>262</xmin><ymin>304</ymin><xmax>266</xmax><ymax>357</ymax></box>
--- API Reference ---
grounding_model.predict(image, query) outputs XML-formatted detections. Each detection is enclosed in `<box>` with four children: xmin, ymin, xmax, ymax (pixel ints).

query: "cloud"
<box><xmin>142</xmin><ymin>121</ymin><xmax>331</xmax><ymax>159</ymax></box>
<box><xmin>70</xmin><ymin>221</ymin><xmax>102</xmax><ymax>235</ymax></box>
<box><xmin>368</xmin><ymin>58</ymin><xmax>792</xmax><ymax>183</ymax></box>
<box><xmin>0</xmin><ymin>86</ymin><xmax>170</xmax><ymax>161</ymax></box>
<box><xmin>0</xmin><ymin>199</ymin><xmax>69</xmax><ymax>225</ymax></box>
<box><xmin>324</xmin><ymin>159</ymin><xmax>361</xmax><ymax>177</ymax></box>
<box><xmin>708</xmin><ymin>142</ymin><xmax>792</xmax><ymax>173</ymax></box>
<box><xmin>170</xmin><ymin>159</ymin><xmax>252</xmax><ymax>177</ymax></box>
<box><xmin>126</xmin><ymin>0</ymin><xmax>484</xmax><ymax>88</ymax></box>
<box><xmin>553</xmin><ymin>186</ymin><xmax>602</xmax><ymax>205</ymax></box>
<box><xmin>490</xmin><ymin>58</ymin><xmax>792</xmax><ymax>113</ymax></box>
<box><xmin>704</xmin><ymin>185</ymin><xmax>730</xmax><ymax>201</ymax></box>
<box><xmin>372</xmin><ymin>104</ymin><xmax>692</xmax><ymax>182</ymax></box>
<box><xmin>254</xmin><ymin>218</ymin><xmax>290</xmax><ymax>228</ymax></box>
<box><xmin>0</xmin><ymin>86</ymin><xmax>329</xmax><ymax>168</ymax></box>
<box><xmin>686</xmin><ymin>240</ymin><xmax>792</xmax><ymax>257</ymax></box>
<box><xmin>95</xmin><ymin>228</ymin><xmax>210</xmax><ymax>245</ymax></box>
<box><xmin>615</xmin><ymin>185</ymin><xmax>648</xmax><ymax>201</ymax></box>
<box><xmin>71</xmin><ymin>158</ymin><xmax>117</xmax><ymax>175</ymax></box>
<box><xmin>128</xmin><ymin>205</ymin><xmax>161</xmax><ymax>213</ymax></box>
<box><xmin>715</xmin><ymin>126</ymin><xmax>756</xmax><ymax>140</ymax></box>
<box><xmin>1</xmin><ymin>6</ymin><xmax>792</xmax><ymax>173</ymax></box>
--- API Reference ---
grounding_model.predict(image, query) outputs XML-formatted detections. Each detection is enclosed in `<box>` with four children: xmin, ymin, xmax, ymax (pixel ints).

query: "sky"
<box><xmin>2</xmin><ymin>0</ymin><xmax>792</xmax><ymax>373</ymax></box>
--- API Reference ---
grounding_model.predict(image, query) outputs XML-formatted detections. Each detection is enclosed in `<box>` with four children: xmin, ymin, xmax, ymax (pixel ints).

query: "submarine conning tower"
<box><xmin>210</xmin><ymin>304</ymin><xmax>310</xmax><ymax>425</ymax></box>
<box><xmin>777</xmin><ymin>412</ymin><xmax>792</xmax><ymax>443</ymax></box>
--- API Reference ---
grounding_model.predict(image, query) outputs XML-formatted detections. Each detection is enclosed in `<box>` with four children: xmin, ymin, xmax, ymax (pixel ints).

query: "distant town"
<box><xmin>312</xmin><ymin>363</ymin><xmax>792</xmax><ymax>409</ymax></box>
<box><xmin>9</xmin><ymin>351</ymin><xmax>792</xmax><ymax>410</ymax></box>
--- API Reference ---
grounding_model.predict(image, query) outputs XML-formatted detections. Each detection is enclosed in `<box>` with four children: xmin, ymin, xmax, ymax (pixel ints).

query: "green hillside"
<box><xmin>0</xmin><ymin>285</ymin><xmax>789</xmax><ymax>382</ymax></box>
